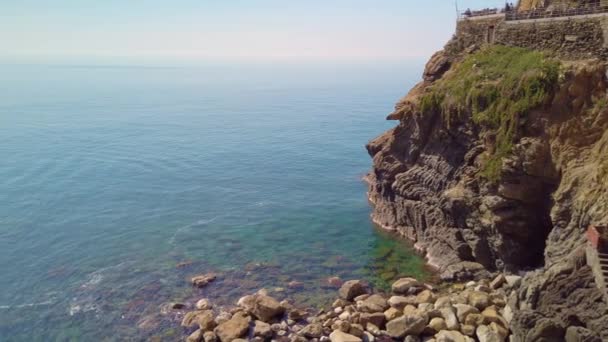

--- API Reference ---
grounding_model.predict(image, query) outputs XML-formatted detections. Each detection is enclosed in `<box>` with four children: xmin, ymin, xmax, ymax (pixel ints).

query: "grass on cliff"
<box><xmin>420</xmin><ymin>45</ymin><xmax>560</xmax><ymax>182</ymax></box>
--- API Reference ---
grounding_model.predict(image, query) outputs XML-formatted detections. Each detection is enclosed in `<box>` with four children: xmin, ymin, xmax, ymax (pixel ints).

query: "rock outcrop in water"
<box><xmin>367</xmin><ymin>20</ymin><xmax>608</xmax><ymax>341</ymax></box>
<box><xmin>366</xmin><ymin>21</ymin><xmax>608</xmax><ymax>340</ymax></box>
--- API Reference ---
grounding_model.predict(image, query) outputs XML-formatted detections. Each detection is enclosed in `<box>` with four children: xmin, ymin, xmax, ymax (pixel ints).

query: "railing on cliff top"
<box><xmin>506</xmin><ymin>5</ymin><xmax>608</xmax><ymax>21</ymax></box>
<box><xmin>458</xmin><ymin>4</ymin><xmax>608</xmax><ymax>21</ymax></box>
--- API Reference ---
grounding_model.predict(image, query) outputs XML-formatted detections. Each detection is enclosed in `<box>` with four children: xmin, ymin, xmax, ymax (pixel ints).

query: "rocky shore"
<box><xmin>175</xmin><ymin>274</ymin><xmax>535</xmax><ymax>342</ymax></box>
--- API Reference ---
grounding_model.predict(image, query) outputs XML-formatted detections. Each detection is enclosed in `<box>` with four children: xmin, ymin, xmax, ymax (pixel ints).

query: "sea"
<box><xmin>0</xmin><ymin>60</ymin><xmax>430</xmax><ymax>341</ymax></box>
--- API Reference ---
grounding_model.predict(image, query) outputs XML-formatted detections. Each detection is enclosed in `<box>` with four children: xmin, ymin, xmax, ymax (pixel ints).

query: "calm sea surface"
<box><xmin>0</xmin><ymin>61</ymin><xmax>428</xmax><ymax>340</ymax></box>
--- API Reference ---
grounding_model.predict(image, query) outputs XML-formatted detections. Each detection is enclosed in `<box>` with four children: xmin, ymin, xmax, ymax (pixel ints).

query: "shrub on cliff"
<box><xmin>420</xmin><ymin>45</ymin><xmax>560</xmax><ymax>182</ymax></box>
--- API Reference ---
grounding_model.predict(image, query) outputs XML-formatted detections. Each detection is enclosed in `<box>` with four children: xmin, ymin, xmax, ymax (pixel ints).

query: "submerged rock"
<box><xmin>191</xmin><ymin>273</ymin><xmax>217</xmax><ymax>288</ymax></box>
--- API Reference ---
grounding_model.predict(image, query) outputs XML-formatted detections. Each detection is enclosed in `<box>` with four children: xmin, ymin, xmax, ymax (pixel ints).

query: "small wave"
<box><xmin>168</xmin><ymin>216</ymin><xmax>220</xmax><ymax>245</ymax></box>
<box><xmin>0</xmin><ymin>300</ymin><xmax>55</xmax><ymax>310</ymax></box>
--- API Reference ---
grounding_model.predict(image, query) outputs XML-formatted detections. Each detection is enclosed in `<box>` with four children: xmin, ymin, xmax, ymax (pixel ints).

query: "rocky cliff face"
<box><xmin>367</xmin><ymin>42</ymin><xmax>608</xmax><ymax>339</ymax></box>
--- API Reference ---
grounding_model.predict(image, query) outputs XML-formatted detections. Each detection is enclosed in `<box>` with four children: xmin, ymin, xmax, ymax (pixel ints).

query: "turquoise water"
<box><xmin>0</xmin><ymin>61</ymin><xmax>429</xmax><ymax>340</ymax></box>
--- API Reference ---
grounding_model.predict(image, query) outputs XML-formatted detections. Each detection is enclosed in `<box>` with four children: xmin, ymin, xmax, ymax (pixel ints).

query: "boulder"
<box><xmin>453</xmin><ymin>304</ymin><xmax>479</xmax><ymax>323</ymax></box>
<box><xmin>349</xmin><ymin>324</ymin><xmax>365</xmax><ymax>337</ymax></box>
<box><xmin>329</xmin><ymin>329</ymin><xmax>363</xmax><ymax>342</ymax></box>
<box><xmin>476</xmin><ymin>325</ymin><xmax>503</xmax><ymax>342</ymax></box>
<box><xmin>416</xmin><ymin>290</ymin><xmax>437</xmax><ymax>304</ymax></box>
<box><xmin>468</xmin><ymin>292</ymin><xmax>490</xmax><ymax>310</ymax></box>
<box><xmin>253</xmin><ymin>320</ymin><xmax>272</xmax><ymax>338</ymax></box>
<box><xmin>251</xmin><ymin>295</ymin><xmax>285</xmax><ymax>322</ymax></box>
<box><xmin>339</xmin><ymin>280</ymin><xmax>368</xmax><ymax>301</ymax></box>
<box><xmin>464</xmin><ymin>313</ymin><xmax>486</xmax><ymax>327</ymax></box>
<box><xmin>384</xmin><ymin>307</ymin><xmax>402</xmax><ymax>321</ymax></box>
<box><xmin>480</xmin><ymin>307</ymin><xmax>507</xmax><ymax>328</ymax></box>
<box><xmin>182</xmin><ymin>310</ymin><xmax>216</xmax><ymax>331</ymax></box>
<box><xmin>386</xmin><ymin>315</ymin><xmax>427</xmax><ymax>338</ymax></box>
<box><xmin>357</xmin><ymin>294</ymin><xmax>389</xmax><ymax>313</ymax></box>
<box><xmin>435</xmin><ymin>330</ymin><xmax>467</xmax><ymax>342</ymax></box>
<box><xmin>203</xmin><ymin>331</ymin><xmax>217</xmax><ymax>342</ymax></box>
<box><xmin>461</xmin><ymin>324</ymin><xmax>475</xmax><ymax>337</ymax></box>
<box><xmin>214</xmin><ymin>312</ymin><xmax>250</xmax><ymax>342</ymax></box>
<box><xmin>426</xmin><ymin>317</ymin><xmax>447</xmax><ymax>334</ymax></box>
<box><xmin>186</xmin><ymin>329</ymin><xmax>204</xmax><ymax>342</ymax></box>
<box><xmin>439</xmin><ymin>307</ymin><xmax>459</xmax><ymax>331</ymax></box>
<box><xmin>433</xmin><ymin>297</ymin><xmax>452</xmax><ymax>309</ymax></box>
<box><xmin>389</xmin><ymin>296</ymin><xmax>417</xmax><ymax>309</ymax></box>
<box><xmin>392</xmin><ymin>278</ymin><xmax>422</xmax><ymax>295</ymax></box>
<box><xmin>359</xmin><ymin>312</ymin><xmax>386</xmax><ymax>328</ymax></box>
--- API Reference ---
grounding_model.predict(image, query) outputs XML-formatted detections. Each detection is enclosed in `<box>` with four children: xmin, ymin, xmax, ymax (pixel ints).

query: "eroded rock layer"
<box><xmin>367</xmin><ymin>40</ymin><xmax>608</xmax><ymax>339</ymax></box>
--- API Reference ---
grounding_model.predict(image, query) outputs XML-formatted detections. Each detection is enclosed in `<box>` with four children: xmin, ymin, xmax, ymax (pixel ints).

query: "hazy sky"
<box><xmin>1</xmin><ymin>0</ymin><xmax>505</xmax><ymax>62</ymax></box>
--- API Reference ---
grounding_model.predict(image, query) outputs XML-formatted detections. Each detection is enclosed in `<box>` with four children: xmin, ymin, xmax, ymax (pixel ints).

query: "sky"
<box><xmin>0</xmin><ymin>0</ymin><xmax>506</xmax><ymax>63</ymax></box>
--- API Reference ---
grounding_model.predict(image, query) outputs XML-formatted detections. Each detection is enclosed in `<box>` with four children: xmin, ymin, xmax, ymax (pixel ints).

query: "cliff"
<box><xmin>366</xmin><ymin>20</ymin><xmax>608</xmax><ymax>340</ymax></box>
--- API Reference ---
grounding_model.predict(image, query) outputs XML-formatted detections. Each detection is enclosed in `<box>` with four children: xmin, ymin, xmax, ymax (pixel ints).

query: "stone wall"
<box><xmin>449</xmin><ymin>15</ymin><xmax>608</xmax><ymax>59</ymax></box>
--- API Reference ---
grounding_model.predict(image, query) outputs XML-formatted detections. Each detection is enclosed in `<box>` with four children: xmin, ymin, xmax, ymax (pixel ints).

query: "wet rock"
<box><xmin>339</xmin><ymin>280</ymin><xmax>368</xmax><ymax>301</ymax></box>
<box><xmin>191</xmin><ymin>273</ymin><xmax>217</xmax><ymax>288</ymax></box>
<box><xmin>171</xmin><ymin>302</ymin><xmax>186</xmax><ymax>310</ymax></box>
<box><xmin>391</xmin><ymin>278</ymin><xmax>422</xmax><ymax>295</ymax></box>
<box><xmin>386</xmin><ymin>314</ymin><xmax>427</xmax><ymax>338</ymax></box>
<box><xmin>327</xmin><ymin>277</ymin><xmax>344</xmax><ymax>288</ymax></box>
<box><xmin>196</xmin><ymin>298</ymin><xmax>212</xmax><ymax>310</ymax></box>
<box><xmin>214</xmin><ymin>312</ymin><xmax>250</xmax><ymax>342</ymax></box>
<box><xmin>288</xmin><ymin>281</ymin><xmax>304</xmax><ymax>289</ymax></box>
<box><xmin>357</xmin><ymin>294</ymin><xmax>389</xmax><ymax>313</ymax></box>
<box><xmin>329</xmin><ymin>330</ymin><xmax>363</xmax><ymax>342</ymax></box>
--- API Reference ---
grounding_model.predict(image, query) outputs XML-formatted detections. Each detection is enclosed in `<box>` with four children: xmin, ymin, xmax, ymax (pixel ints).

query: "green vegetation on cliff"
<box><xmin>420</xmin><ymin>45</ymin><xmax>560</xmax><ymax>181</ymax></box>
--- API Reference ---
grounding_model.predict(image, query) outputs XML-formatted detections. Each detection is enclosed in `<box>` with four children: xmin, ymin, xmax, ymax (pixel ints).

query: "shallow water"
<box><xmin>0</xmin><ymin>60</ymin><xmax>429</xmax><ymax>340</ymax></box>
